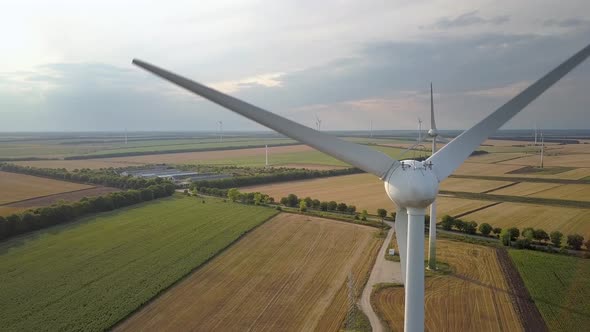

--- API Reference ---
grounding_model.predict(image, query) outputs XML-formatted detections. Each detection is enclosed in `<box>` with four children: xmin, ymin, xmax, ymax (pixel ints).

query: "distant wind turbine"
<box><xmin>133</xmin><ymin>42</ymin><xmax>590</xmax><ymax>332</ymax></box>
<box><xmin>218</xmin><ymin>121</ymin><xmax>223</xmax><ymax>142</ymax></box>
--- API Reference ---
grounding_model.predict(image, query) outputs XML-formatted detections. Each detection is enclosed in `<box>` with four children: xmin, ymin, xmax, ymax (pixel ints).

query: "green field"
<box><xmin>0</xmin><ymin>195</ymin><xmax>278</xmax><ymax>331</ymax></box>
<box><xmin>195</xmin><ymin>145</ymin><xmax>414</xmax><ymax>167</ymax></box>
<box><xmin>509</xmin><ymin>250</ymin><xmax>590</xmax><ymax>332</ymax></box>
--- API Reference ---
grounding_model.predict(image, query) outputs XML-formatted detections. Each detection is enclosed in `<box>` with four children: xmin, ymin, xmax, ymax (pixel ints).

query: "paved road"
<box><xmin>359</xmin><ymin>221</ymin><xmax>402</xmax><ymax>332</ymax></box>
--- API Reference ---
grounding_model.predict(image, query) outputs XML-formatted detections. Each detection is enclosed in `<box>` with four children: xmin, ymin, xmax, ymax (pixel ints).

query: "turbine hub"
<box><xmin>428</xmin><ymin>129</ymin><xmax>438</xmax><ymax>137</ymax></box>
<box><xmin>384</xmin><ymin>160</ymin><xmax>439</xmax><ymax>209</ymax></box>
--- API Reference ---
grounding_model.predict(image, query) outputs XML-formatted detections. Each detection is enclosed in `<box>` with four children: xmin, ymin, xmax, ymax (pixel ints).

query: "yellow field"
<box><xmin>454</xmin><ymin>162</ymin><xmax>524</xmax><ymax>176</ymax></box>
<box><xmin>0</xmin><ymin>171</ymin><xmax>93</xmax><ymax>204</ymax></box>
<box><xmin>467</xmin><ymin>152</ymin><xmax>529</xmax><ymax>164</ymax></box>
<box><xmin>529</xmin><ymin>184</ymin><xmax>590</xmax><ymax>202</ymax></box>
<box><xmin>243</xmin><ymin>174</ymin><xmax>496</xmax><ymax>216</ymax></box>
<box><xmin>462</xmin><ymin>202</ymin><xmax>590</xmax><ymax>239</ymax></box>
<box><xmin>488</xmin><ymin>182</ymin><xmax>561</xmax><ymax>196</ymax></box>
<box><xmin>373</xmin><ymin>239</ymin><xmax>523</xmax><ymax>331</ymax></box>
<box><xmin>439</xmin><ymin>177</ymin><xmax>513</xmax><ymax>193</ymax></box>
<box><xmin>115</xmin><ymin>213</ymin><xmax>381</xmax><ymax>331</ymax></box>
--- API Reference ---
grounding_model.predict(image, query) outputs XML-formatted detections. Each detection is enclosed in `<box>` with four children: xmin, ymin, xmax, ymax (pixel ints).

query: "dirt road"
<box><xmin>359</xmin><ymin>220</ymin><xmax>401</xmax><ymax>332</ymax></box>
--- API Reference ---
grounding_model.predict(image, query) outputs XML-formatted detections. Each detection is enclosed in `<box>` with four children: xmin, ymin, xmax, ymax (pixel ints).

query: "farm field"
<box><xmin>0</xmin><ymin>171</ymin><xmax>93</xmax><ymax>204</ymax></box>
<box><xmin>0</xmin><ymin>196</ymin><xmax>277</xmax><ymax>331</ymax></box>
<box><xmin>116</xmin><ymin>213</ymin><xmax>381</xmax><ymax>332</ymax></box>
<box><xmin>439</xmin><ymin>177</ymin><xmax>513</xmax><ymax>193</ymax></box>
<box><xmin>243</xmin><ymin>173</ymin><xmax>497</xmax><ymax>217</ymax></box>
<box><xmin>488</xmin><ymin>182</ymin><xmax>562</xmax><ymax>196</ymax></box>
<box><xmin>509</xmin><ymin>250</ymin><xmax>590</xmax><ymax>332</ymax></box>
<box><xmin>373</xmin><ymin>239</ymin><xmax>526</xmax><ymax>331</ymax></box>
<box><xmin>500</xmin><ymin>153</ymin><xmax>590</xmax><ymax>168</ymax></box>
<box><xmin>461</xmin><ymin>202</ymin><xmax>590</xmax><ymax>240</ymax></box>
<box><xmin>528</xmin><ymin>184</ymin><xmax>590</xmax><ymax>202</ymax></box>
<box><xmin>0</xmin><ymin>186</ymin><xmax>121</xmax><ymax>216</ymax></box>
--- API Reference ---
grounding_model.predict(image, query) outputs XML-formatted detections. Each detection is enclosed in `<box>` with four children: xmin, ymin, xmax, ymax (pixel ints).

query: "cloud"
<box><xmin>425</xmin><ymin>11</ymin><xmax>510</xmax><ymax>30</ymax></box>
<box><xmin>543</xmin><ymin>17</ymin><xmax>590</xmax><ymax>28</ymax></box>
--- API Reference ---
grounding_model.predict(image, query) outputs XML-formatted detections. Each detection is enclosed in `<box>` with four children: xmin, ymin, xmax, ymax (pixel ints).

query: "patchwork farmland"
<box><xmin>116</xmin><ymin>213</ymin><xmax>381</xmax><ymax>331</ymax></box>
<box><xmin>0</xmin><ymin>196</ymin><xmax>277</xmax><ymax>331</ymax></box>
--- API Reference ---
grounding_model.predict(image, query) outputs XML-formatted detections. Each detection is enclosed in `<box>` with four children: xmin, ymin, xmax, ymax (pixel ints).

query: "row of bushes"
<box><xmin>192</xmin><ymin>167</ymin><xmax>363</xmax><ymax>189</ymax></box>
<box><xmin>0</xmin><ymin>183</ymin><xmax>176</xmax><ymax>241</ymax></box>
<box><xmin>0</xmin><ymin>163</ymin><xmax>168</xmax><ymax>190</ymax></box>
<box><xmin>440</xmin><ymin>214</ymin><xmax>590</xmax><ymax>251</ymax></box>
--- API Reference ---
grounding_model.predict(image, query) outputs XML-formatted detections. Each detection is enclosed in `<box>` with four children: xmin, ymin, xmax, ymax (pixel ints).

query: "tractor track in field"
<box><xmin>496</xmin><ymin>248</ymin><xmax>548</xmax><ymax>332</ymax></box>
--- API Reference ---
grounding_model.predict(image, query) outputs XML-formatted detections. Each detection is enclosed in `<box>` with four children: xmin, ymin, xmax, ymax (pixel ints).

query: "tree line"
<box><xmin>0</xmin><ymin>182</ymin><xmax>176</xmax><ymax>241</ymax></box>
<box><xmin>192</xmin><ymin>167</ymin><xmax>363</xmax><ymax>189</ymax></box>
<box><xmin>0</xmin><ymin>163</ymin><xmax>168</xmax><ymax>189</ymax></box>
<box><xmin>440</xmin><ymin>214</ymin><xmax>590</xmax><ymax>252</ymax></box>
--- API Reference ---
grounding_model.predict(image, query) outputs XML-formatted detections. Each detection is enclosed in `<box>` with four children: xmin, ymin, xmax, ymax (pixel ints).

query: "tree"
<box><xmin>464</xmin><ymin>221</ymin><xmax>477</xmax><ymax>235</ymax></box>
<box><xmin>327</xmin><ymin>201</ymin><xmax>338</xmax><ymax>211</ymax></box>
<box><xmin>441</xmin><ymin>215</ymin><xmax>454</xmax><ymax>231</ymax></box>
<box><xmin>320</xmin><ymin>201</ymin><xmax>329</xmax><ymax>211</ymax></box>
<box><xmin>299</xmin><ymin>200</ymin><xmax>307</xmax><ymax>212</ymax></box>
<box><xmin>227</xmin><ymin>188</ymin><xmax>241</xmax><ymax>202</ymax></box>
<box><xmin>303</xmin><ymin>197</ymin><xmax>313</xmax><ymax>208</ymax></box>
<box><xmin>493</xmin><ymin>227</ymin><xmax>502</xmax><ymax>235</ymax></box>
<box><xmin>377</xmin><ymin>209</ymin><xmax>387</xmax><ymax>219</ymax></box>
<box><xmin>361</xmin><ymin>210</ymin><xmax>368</xmax><ymax>221</ymax></box>
<box><xmin>479</xmin><ymin>223</ymin><xmax>493</xmax><ymax>236</ymax></box>
<box><xmin>337</xmin><ymin>203</ymin><xmax>348</xmax><ymax>212</ymax></box>
<box><xmin>507</xmin><ymin>227</ymin><xmax>520</xmax><ymax>241</ymax></box>
<box><xmin>533</xmin><ymin>229</ymin><xmax>549</xmax><ymax>242</ymax></box>
<box><xmin>312</xmin><ymin>199</ymin><xmax>321</xmax><ymax>209</ymax></box>
<box><xmin>454</xmin><ymin>219</ymin><xmax>465</xmax><ymax>232</ymax></box>
<box><xmin>567</xmin><ymin>234</ymin><xmax>584</xmax><ymax>250</ymax></box>
<box><xmin>253</xmin><ymin>192</ymin><xmax>262</xmax><ymax>205</ymax></box>
<box><xmin>585</xmin><ymin>239</ymin><xmax>590</xmax><ymax>250</ymax></box>
<box><xmin>286</xmin><ymin>194</ymin><xmax>299</xmax><ymax>207</ymax></box>
<box><xmin>346</xmin><ymin>205</ymin><xmax>357</xmax><ymax>214</ymax></box>
<box><xmin>390</xmin><ymin>211</ymin><xmax>396</xmax><ymax>220</ymax></box>
<box><xmin>523</xmin><ymin>228</ymin><xmax>534</xmax><ymax>242</ymax></box>
<box><xmin>550</xmin><ymin>231</ymin><xmax>563</xmax><ymax>247</ymax></box>
<box><xmin>500</xmin><ymin>229</ymin><xmax>511</xmax><ymax>246</ymax></box>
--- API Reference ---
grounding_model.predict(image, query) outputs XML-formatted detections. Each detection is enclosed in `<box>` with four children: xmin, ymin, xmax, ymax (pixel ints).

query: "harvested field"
<box><xmin>13</xmin><ymin>159</ymin><xmax>138</xmax><ymax>170</ymax></box>
<box><xmin>487</xmin><ymin>182</ymin><xmax>562</xmax><ymax>196</ymax></box>
<box><xmin>528</xmin><ymin>184</ymin><xmax>590</xmax><ymax>202</ymax></box>
<box><xmin>116</xmin><ymin>213</ymin><xmax>381</xmax><ymax>332</ymax></box>
<box><xmin>455</xmin><ymin>162</ymin><xmax>524</xmax><ymax>177</ymax></box>
<box><xmin>467</xmin><ymin>152</ymin><xmax>530</xmax><ymax>164</ymax></box>
<box><xmin>461</xmin><ymin>202</ymin><xmax>590</xmax><ymax>240</ymax></box>
<box><xmin>373</xmin><ymin>239</ymin><xmax>525</xmax><ymax>332</ymax></box>
<box><xmin>435</xmin><ymin>197</ymin><xmax>496</xmax><ymax>220</ymax></box>
<box><xmin>439</xmin><ymin>177</ymin><xmax>513</xmax><ymax>193</ymax></box>
<box><xmin>0</xmin><ymin>186</ymin><xmax>120</xmax><ymax>216</ymax></box>
<box><xmin>0</xmin><ymin>171</ymin><xmax>93</xmax><ymax>204</ymax></box>
<box><xmin>0</xmin><ymin>196</ymin><xmax>277</xmax><ymax>331</ymax></box>
<box><xmin>510</xmin><ymin>250</ymin><xmax>590</xmax><ymax>332</ymax></box>
<box><xmin>500</xmin><ymin>153</ymin><xmax>590</xmax><ymax>168</ymax></box>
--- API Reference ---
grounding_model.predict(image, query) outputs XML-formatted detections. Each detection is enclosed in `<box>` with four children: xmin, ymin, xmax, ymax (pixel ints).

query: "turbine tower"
<box><xmin>265</xmin><ymin>144</ymin><xmax>269</xmax><ymax>167</ymax></box>
<box><xmin>218</xmin><ymin>121</ymin><xmax>223</xmax><ymax>142</ymax></box>
<box><xmin>133</xmin><ymin>43</ymin><xmax>590</xmax><ymax>332</ymax></box>
<box><xmin>540</xmin><ymin>132</ymin><xmax>545</xmax><ymax>168</ymax></box>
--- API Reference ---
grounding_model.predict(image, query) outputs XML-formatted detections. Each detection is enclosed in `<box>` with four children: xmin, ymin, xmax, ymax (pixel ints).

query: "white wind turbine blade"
<box><xmin>428</xmin><ymin>43</ymin><xmax>590</xmax><ymax>181</ymax></box>
<box><xmin>133</xmin><ymin>59</ymin><xmax>398</xmax><ymax>178</ymax></box>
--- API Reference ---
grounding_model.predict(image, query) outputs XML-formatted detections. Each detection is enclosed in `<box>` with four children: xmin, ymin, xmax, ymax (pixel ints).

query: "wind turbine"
<box><xmin>534</xmin><ymin>123</ymin><xmax>538</xmax><ymax>146</ymax></box>
<box><xmin>417</xmin><ymin>117</ymin><xmax>423</xmax><ymax>143</ymax></box>
<box><xmin>218</xmin><ymin>121</ymin><xmax>223</xmax><ymax>142</ymax></box>
<box><xmin>426</xmin><ymin>83</ymin><xmax>440</xmax><ymax>270</ymax></box>
<box><xmin>540</xmin><ymin>132</ymin><xmax>545</xmax><ymax>168</ymax></box>
<box><xmin>133</xmin><ymin>43</ymin><xmax>590</xmax><ymax>332</ymax></box>
<box><xmin>315</xmin><ymin>115</ymin><xmax>322</xmax><ymax>131</ymax></box>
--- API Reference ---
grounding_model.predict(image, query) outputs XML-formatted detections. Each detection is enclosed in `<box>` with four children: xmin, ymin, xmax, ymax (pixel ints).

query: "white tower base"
<box><xmin>405</xmin><ymin>207</ymin><xmax>425</xmax><ymax>332</ymax></box>
<box><xmin>394</xmin><ymin>208</ymin><xmax>408</xmax><ymax>284</ymax></box>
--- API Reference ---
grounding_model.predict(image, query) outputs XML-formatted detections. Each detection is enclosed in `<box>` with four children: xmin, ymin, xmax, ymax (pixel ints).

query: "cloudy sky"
<box><xmin>1</xmin><ymin>0</ymin><xmax>589</xmax><ymax>132</ymax></box>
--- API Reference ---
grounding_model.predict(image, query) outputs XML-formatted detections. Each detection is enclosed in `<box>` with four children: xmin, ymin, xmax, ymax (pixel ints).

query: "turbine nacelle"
<box><xmin>384</xmin><ymin>160</ymin><xmax>439</xmax><ymax>209</ymax></box>
<box><xmin>428</xmin><ymin>128</ymin><xmax>438</xmax><ymax>137</ymax></box>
